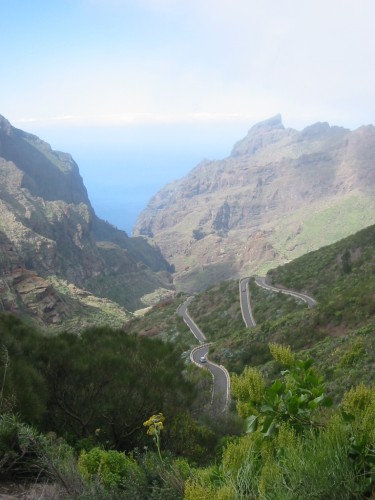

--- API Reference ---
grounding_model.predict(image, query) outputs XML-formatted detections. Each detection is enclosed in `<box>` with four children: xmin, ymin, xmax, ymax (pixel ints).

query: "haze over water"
<box><xmin>2</xmin><ymin>1</ymin><xmax>374</xmax><ymax>233</ymax></box>
<box><xmin>30</xmin><ymin>121</ymin><xmax>250</xmax><ymax>234</ymax></box>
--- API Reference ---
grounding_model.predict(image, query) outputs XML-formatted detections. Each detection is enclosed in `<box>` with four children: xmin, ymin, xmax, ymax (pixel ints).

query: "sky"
<box><xmin>1</xmin><ymin>0</ymin><xmax>374</xmax><ymax>233</ymax></box>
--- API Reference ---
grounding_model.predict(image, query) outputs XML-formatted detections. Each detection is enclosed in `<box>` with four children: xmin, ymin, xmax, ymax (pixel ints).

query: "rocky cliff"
<box><xmin>0</xmin><ymin>114</ymin><xmax>174</xmax><ymax>330</ymax></box>
<box><xmin>134</xmin><ymin>115</ymin><xmax>375</xmax><ymax>292</ymax></box>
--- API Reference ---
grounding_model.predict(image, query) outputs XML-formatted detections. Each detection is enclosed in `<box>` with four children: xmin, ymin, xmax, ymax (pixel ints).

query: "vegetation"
<box><xmin>187</xmin><ymin>280</ymin><xmax>248</xmax><ymax>343</ymax></box>
<box><xmin>186</xmin><ymin>345</ymin><xmax>375</xmax><ymax>499</ymax></box>
<box><xmin>0</xmin><ymin>312</ymin><xmax>224</xmax><ymax>497</ymax></box>
<box><xmin>0</xmin><ymin>316</ymin><xmax>204</xmax><ymax>452</ymax></box>
<box><xmin>268</xmin><ymin>191</ymin><xmax>375</xmax><ymax>269</ymax></box>
<box><xmin>78</xmin><ymin>447</ymin><xmax>146</xmax><ymax>490</ymax></box>
<box><xmin>185</xmin><ymin>224</ymin><xmax>375</xmax><ymax>398</ymax></box>
<box><xmin>123</xmin><ymin>294</ymin><xmax>209</xmax><ymax>361</ymax></box>
<box><xmin>0</xmin><ymin>223</ymin><xmax>374</xmax><ymax>497</ymax></box>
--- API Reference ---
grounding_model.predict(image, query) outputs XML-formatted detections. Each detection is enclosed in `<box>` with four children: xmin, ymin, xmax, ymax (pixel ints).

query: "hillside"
<box><xmin>125</xmin><ymin>223</ymin><xmax>375</xmax><ymax>399</ymax></box>
<box><xmin>0</xmin><ymin>114</ymin><xmax>174</xmax><ymax>330</ymax></box>
<box><xmin>187</xmin><ymin>223</ymin><xmax>375</xmax><ymax>398</ymax></box>
<box><xmin>134</xmin><ymin>115</ymin><xmax>375</xmax><ymax>292</ymax></box>
<box><xmin>0</xmin><ymin>211</ymin><xmax>374</xmax><ymax>499</ymax></box>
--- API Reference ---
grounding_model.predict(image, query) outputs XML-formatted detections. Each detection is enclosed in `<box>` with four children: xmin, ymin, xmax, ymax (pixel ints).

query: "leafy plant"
<box><xmin>232</xmin><ymin>344</ymin><xmax>333</xmax><ymax>436</ymax></box>
<box><xmin>78</xmin><ymin>447</ymin><xmax>146</xmax><ymax>490</ymax></box>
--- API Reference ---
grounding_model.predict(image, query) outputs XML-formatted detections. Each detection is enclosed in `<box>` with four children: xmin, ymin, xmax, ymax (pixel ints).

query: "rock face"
<box><xmin>134</xmin><ymin>115</ymin><xmax>375</xmax><ymax>292</ymax></box>
<box><xmin>0</xmin><ymin>114</ymin><xmax>174</xmax><ymax>329</ymax></box>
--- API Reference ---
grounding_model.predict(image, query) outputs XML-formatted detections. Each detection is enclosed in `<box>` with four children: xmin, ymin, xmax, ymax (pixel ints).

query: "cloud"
<box><xmin>3</xmin><ymin>0</ymin><xmax>375</xmax><ymax>132</ymax></box>
<box><xmin>13</xmin><ymin>111</ymin><xmax>264</xmax><ymax>127</ymax></box>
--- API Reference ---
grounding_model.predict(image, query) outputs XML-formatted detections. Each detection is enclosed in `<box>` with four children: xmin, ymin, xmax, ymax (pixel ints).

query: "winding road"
<box><xmin>178</xmin><ymin>275</ymin><xmax>316</xmax><ymax>413</ymax></box>
<box><xmin>177</xmin><ymin>297</ymin><xmax>207</xmax><ymax>342</ymax></box>
<box><xmin>177</xmin><ymin>299</ymin><xmax>230</xmax><ymax>413</ymax></box>
<box><xmin>254</xmin><ymin>276</ymin><xmax>317</xmax><ymax>308</ymax></box>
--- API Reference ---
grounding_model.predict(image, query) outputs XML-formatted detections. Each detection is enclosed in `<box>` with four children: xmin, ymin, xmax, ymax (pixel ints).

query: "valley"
<box><xmin>0</xmin><ymin>113</ymin><xmax>374</xmax><ymax>498</ymax></box>
<box><xmin>0</xmin><ymin>114</ymin><xmax>174</xmax><ymax>331</ymax></box>
<box><xmin>2</xmin><ymin>220</ymin><xmax>373</xmax><ymax>498</ymax></box>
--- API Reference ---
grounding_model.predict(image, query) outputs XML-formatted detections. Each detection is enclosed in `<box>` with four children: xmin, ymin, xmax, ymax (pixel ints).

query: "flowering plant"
<box><xmin>143</xmin><ymin>413</ymin><xmax>165</xmax><ymax>461</ymax></box>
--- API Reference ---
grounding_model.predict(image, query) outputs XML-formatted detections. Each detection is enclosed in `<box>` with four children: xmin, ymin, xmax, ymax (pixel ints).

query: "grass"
<box><xmin>269</xmin><ymin>191</ymin><xmax>375</xmax><ymax>262</ymax></box>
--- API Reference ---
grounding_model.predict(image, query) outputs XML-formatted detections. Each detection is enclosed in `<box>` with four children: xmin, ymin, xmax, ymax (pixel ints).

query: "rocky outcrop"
<box><xmin>134</xmin><ymin>116</ymin><xmax>375</xmax><ymax>292</ymax></box>
<box><xmin>0</xmin><ymin>114</ymin><xmax>174</xmax><ymax>329</ymax></box>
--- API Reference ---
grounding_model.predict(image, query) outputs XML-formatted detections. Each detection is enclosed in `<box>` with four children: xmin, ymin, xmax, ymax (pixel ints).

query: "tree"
<box><xmin>341</xmin><ymin>249</ymin><xmax>352</xmax><ymax>274</ymax></box>
<box><xmin>0</xmin><ymin>314</ymin><xmax>47</xmax><ymax>423</ymax></box>
<box><xmin>37</xmin><ymin>326</ymin><xmax>195</xmax><ymax>450</ymax></box>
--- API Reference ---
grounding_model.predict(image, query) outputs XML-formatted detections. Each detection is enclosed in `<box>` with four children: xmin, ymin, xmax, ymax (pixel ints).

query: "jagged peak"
<box><xmin>300</xmin><ymin>121</ymin><xmax>331</xmax><ymax>137</ymax></box>
<box><xmin>247</xmin><ymin>114</ymin><xmax>284</xmax><ymax>135</ymax></box>
<box><xmin>231</xmin><ymin>114</ymin><xmax>286</xmax><ymax>157</ymax></box>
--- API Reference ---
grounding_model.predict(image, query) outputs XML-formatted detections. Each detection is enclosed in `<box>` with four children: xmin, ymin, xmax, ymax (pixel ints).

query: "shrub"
<box><xmin>0</xmin><ymin>413</ymin><xmax>44</xmax><ymax>481</ymax></box>
<box><xmin>0</xmin><ymin>413</ymin><xmax>84</xmax><ymax>498</ymax></box>
<box><xmin>267</xmin><ymin>419</ymin><xmax>361</xmax><ymax>499</ymax></box>
<box><xmin>232</xmin><ymin>344</ymin><xmax>333</xmax><ymax>436</ymax></box>
<box><xmin>78</xmin><ymin>447</ymin><xmax>146</xmax><ymax>491</ymax></box>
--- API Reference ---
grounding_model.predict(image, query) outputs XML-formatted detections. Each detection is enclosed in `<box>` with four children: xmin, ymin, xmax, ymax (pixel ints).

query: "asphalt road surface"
<box><xmin>177</xmin><ymin>297</ymin><xmax>207</xmax><ymax>342</ymax></box>
<box><xmin>177</xmin><ymin>276</ymin><xmax>316</xmax><ymax>412</ymax></box>
<box><xmin>255</xmin><ymin>276</ymin><xmax>317</xmax><ymax>308</ymax></box>
<box><xmin>177</xmin><ymin>298</ymin><xmax>230</xmax><ymax>412</ymax></box>
<box><xmin>239</xmin><ymin>277</ymin><xmax>256</xmax><ymax>327</ymax></box>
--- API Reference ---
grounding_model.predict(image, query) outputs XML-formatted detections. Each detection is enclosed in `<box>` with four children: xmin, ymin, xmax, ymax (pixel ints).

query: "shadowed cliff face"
<box><xmin>134</xmin><ymin>115</ymin><xmax>375</xmax><ymax>292</ymax></box>
<box><xmin>0</xmin><ymin>115</ymin><xmax>89</xmax><ymax>204</ymax></box>
<box><xmin>0</xmin><ymin>114</ymin><xmax>174</xmax><ymax>329</ymax></box>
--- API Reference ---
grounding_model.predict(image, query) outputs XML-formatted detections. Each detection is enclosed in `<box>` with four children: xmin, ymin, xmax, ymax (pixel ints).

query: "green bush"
<box><xmin>78</xmin><ymin>447</ymin><xmax>146</xmax><ymax>491</ymax></box>
<box><xmin>164</xmin><ymin>412</ymin><xmax>218</xmax><ymax>465</ymax></box>
<box><xmin>0</xmin><ymin>413</ymin><xmax>44</xmax><ymax>481</ymax></box>
<box><xmin>185</xmin><ymin>406</ymin><xmax>373</xmax><ymax>499</ymax></box>
<box><xmin>231</xmin><ymin>344</ymin><xmax>333</xmax><ymax>436</ymax></box>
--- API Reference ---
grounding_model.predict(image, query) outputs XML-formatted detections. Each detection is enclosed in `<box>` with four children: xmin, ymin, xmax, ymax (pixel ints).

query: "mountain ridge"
<box><xmin>0</xmin><ymin>114</ymin><xmax>174</xmax><ymax>330</ymax></box>
<box><xmin>134</xmin><ymin>115</ymin><xmax>375</xmax><ymax>292</ymax></box>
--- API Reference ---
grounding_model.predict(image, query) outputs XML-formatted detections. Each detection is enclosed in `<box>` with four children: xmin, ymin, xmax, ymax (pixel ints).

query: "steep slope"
<box><xmin>0</xmin><ymin>114</ymin><xmax>173</xmax><ymax>329</ymax></box>
<box><xmin>185</xmin><ymin>223</ymin><xmax>375</xmax><ymax>395</ymax></box>
<box><xmin>134</xmin><ymin>115</ymin><xmax>375</xmax><ymax>292</ymax></box>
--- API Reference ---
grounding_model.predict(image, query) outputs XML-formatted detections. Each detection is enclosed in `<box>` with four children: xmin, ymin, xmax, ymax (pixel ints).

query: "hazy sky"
<box><xmin>1</xmin><ymin>0</ymin><xmax>374</xmax><ymax>232</ymax></box>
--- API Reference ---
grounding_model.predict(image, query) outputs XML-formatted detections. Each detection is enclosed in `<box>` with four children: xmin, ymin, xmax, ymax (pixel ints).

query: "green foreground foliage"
<box><xmin>186</xmin><ymin>345</ymin><xmax>375</xmax><ymax>499</ymax></box>
<box><xmin>0</xmin><ymin>315</ymin><xmax>225</xmax><ymax>464</ymax></box>
<box><xmin>0</xmin><ymin>313</ymin><xmax>227</xmax><ymax>497</ymax></box>
<box><xmin>0</xmin><ymin>412</ymin><xmax>195</xmax><ymax>499</ymax></box>
<box><xmin>0</xmin><ymin>223</ymin><xmax>374</xmax><ymax>497</ymax></box>
<box><xmin>0</xmin><ymin>316</ymin><xmax>198</xmax><ymax>451</ymax></box>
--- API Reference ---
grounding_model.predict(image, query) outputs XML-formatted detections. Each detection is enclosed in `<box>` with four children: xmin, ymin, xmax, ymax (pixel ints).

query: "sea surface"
<box><xmin>26</xmin><ymin>122</ymin><xmax>250</xmax><ymax>234</ymax></box>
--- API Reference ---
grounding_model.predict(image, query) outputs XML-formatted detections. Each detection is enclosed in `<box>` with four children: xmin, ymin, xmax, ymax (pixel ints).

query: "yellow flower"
<box><xmin>143</xmin><ymin>413</ymin><xmax>165</xmax><ymax>433</ymax></box>
<box><xmin>143</xmin><ymin>413</ymin><xmax>165</xmax><ymax>462</ymax></box>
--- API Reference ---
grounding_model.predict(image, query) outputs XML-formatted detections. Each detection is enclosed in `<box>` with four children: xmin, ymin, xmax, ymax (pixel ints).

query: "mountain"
<box><xmin>134</xmin><ymin>115</ymin><xmax>375</xmax><ymax>292</ymax></box>
<box><xmin>0</xmin><ymin>114</ymin><xmax>174</xmax><ymax>330</ymax></box>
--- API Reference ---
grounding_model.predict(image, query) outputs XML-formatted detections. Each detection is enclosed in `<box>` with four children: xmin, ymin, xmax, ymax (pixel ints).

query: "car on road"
<box><xmin>200</xmin><ymin>356</ymin><xmax>207</xmax><ymax>363</ymax></box>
